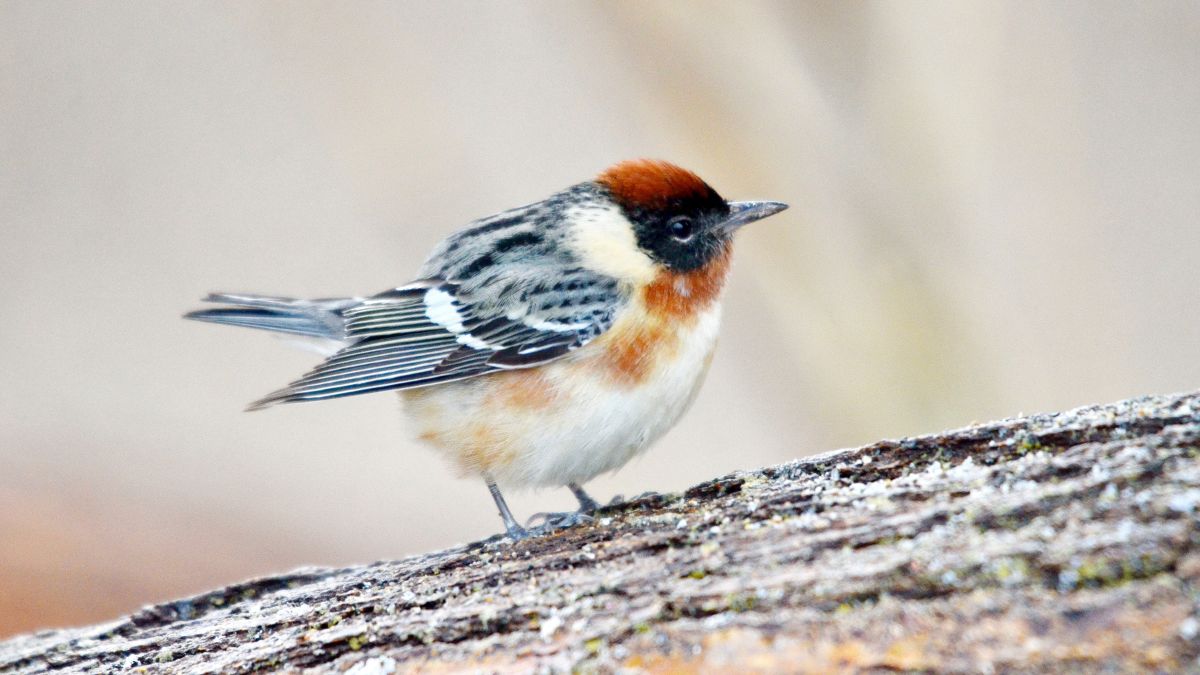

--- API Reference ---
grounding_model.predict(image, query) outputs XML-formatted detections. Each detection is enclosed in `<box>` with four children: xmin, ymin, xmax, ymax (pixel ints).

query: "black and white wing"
<box><xmin>247</xmin><ymin>272</ymin><xmax>623</xmax><ymax>409</ymax></box>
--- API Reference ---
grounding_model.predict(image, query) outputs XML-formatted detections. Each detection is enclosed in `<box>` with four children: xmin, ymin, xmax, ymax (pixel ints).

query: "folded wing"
<box><xmin>248</xmin><ymin>274</ymin><xmax>622</xmax><ymax>409</ymax></box>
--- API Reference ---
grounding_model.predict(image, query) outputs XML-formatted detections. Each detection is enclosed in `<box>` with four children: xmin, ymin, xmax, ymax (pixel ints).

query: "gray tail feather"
<box><xmin>184</xmin><ymin>293</ymin><xmax>358</xmax><ymax>339</ymax></box>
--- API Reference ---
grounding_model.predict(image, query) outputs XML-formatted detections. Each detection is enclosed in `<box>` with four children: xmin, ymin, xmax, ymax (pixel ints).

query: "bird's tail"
<box><xmin>184</xmin><ymin>293</ymin><xmax>360</xmax><ymax>340</ymax></box>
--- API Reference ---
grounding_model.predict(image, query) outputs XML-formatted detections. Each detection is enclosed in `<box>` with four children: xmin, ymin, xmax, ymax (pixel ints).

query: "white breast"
<box><xmin>517</xmin><ymin>302</ymin><xmax>723</xmax><ymax>487</ymax></box>
<box><xmin>401</xmin><ymin>303</ymin><xmax>724</xmax><ymax>489</ymax></box>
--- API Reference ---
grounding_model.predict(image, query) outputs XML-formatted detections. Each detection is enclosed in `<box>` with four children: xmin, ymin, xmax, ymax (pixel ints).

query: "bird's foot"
<box><xmin>604</xmin><ymin>491</ymin><xmax>659</xmax><ymax>507</ymax></box>
<box><xmin>575</xmin><ymin>495</ymin><xmax>602</xmax><ymax>513</ymax></box>
<box><xmin>567</xmin><ymin>483</ymin><xmax>602</xmax><ymax>513</ymax></box>
<box><xmin>526</xmin><ymin>510</ymin><xmax>594</xmax><ymax>531</ymax></box>
<box><xmin>504</xmin><ymin>522</ymin><xmax>531</xmax><ymax>541</ymax></box>
<box><xmin>485</xmin><ymin>478</ymin><xmax>531</xmax><ymax>541</ymax></box>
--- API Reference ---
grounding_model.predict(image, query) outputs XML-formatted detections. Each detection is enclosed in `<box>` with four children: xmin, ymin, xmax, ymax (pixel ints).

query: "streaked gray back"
<box><xmin>418</xmin><ymin>182</ymin><xmax>627</xmax><ymax>338</ymax></box>
<box><xmin>229</xmin><ymin>183</ymin><xmax>633</xmax><ymax>407</ymax></box>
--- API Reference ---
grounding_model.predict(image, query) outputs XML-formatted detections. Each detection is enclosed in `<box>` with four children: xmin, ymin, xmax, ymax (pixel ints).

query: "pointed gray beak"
<box><xmin>721</xmin><ymin>200</ymin><xmax>789</xmax><ymax>233</ymax></box>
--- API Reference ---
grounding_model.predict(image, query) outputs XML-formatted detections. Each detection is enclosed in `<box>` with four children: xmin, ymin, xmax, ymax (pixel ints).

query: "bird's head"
<box><xmin>593</xmin><ymin>159</ymin><xmax>787</xmax><ymax>274</ymax></box>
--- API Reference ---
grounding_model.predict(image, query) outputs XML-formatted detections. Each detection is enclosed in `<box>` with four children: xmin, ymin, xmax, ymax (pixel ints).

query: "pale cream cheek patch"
<box><xmin>565</xmin><ymin>204</ymin><xmax>656</xmax><ymax>285</ymax></box>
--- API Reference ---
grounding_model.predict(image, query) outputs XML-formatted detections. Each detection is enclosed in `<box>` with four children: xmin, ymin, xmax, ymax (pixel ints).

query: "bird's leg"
<box><xmin>568</xmin><ymin>482</ymin><xmax>602</xmax><ymax>513</ymax></box>
<box><xmin>486</xmin><ymin>478</ymin><xmax>528</xmax><ymax>541</ymax></box>
<box><xmin>526</xmin><ymin>482</ymin><xmax>601</xmax><ymax>530</ymax></box>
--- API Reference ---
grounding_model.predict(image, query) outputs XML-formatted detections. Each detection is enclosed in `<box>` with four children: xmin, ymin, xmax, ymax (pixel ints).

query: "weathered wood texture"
<box><xmin>4</xmin><ymin>391</ymin><xmax>1200</xmax><ymax>673</ymax></box>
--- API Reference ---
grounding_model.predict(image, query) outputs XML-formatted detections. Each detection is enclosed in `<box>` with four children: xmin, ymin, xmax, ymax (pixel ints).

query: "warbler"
<box><xmin>186</xmin><ymin>159</ymin><xmax>786</xmax><ymax>539</ymax></box>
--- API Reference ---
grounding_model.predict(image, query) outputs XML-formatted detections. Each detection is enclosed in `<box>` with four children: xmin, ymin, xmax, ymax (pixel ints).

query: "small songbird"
<box><xmin>186</xmin><ymin>159</ymin><xmax>786</xmax><ymax>539</ymax></box>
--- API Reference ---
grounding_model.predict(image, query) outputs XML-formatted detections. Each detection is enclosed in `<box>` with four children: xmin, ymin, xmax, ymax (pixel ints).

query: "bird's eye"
<box><xmin>668</xmin><ymin>216</ymin><xmax>694</xmax><ymax>242</ymax></box>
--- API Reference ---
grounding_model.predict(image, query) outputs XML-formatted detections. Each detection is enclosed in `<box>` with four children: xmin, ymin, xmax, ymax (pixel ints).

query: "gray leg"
<box><xmin>487</xmin><ymin>478</ymin><xmax>528</xmax><ymax>540</ymax></box>
<box><xmin>569</xmin><ymin>483</ymin><xmax>602</xmax><ymax>512</ymax></box>
<box><xmin>525</xmin><ymin>482</ymin><xmax>602</xmax><ymax>530</ymax></box>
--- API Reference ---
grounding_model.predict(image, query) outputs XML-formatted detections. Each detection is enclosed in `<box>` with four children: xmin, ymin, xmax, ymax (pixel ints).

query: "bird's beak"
<box><xmin>721</xmin><ymin>201</ymin><xmax>789</xmax><ymax>233</ymax></box>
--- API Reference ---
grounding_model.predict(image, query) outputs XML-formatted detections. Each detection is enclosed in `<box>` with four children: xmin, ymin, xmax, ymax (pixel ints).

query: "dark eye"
<box><xmin>668</xmin><ymin>216</ymin><xmax>694</xmax><ymax>241</ymax></box>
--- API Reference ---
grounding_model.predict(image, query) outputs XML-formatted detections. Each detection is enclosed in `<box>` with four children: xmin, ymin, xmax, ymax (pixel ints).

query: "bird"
<box><xmin>186</xmin><ymin>159</ymin><xmax>787</xmax><ymax>540</ymax></box>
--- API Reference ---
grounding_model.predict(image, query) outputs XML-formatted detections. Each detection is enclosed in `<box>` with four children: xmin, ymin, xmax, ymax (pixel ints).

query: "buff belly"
<box><xmin>400</xmin><ymin>303</ymin><xmax>723</xmax><ymax>489</ymax></box>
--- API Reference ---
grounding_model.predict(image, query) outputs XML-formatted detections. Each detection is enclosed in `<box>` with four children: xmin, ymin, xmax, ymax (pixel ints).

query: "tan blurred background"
<box><xmin>2</xmin><ymin>0</ymin><xmax>1198</xmax><ymax>637</ymax></box>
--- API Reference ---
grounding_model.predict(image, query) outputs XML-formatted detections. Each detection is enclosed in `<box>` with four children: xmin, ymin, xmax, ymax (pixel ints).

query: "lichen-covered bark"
<box><xmin>3</xmin><ymin>391</ymin><xmax>1200</xmax><ymax>673</ymax></box>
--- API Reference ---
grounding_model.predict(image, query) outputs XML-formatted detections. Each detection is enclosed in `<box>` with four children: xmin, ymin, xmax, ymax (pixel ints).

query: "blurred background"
<box><xmin>2</xmin><ymin>0</ymin><xmax>1198</xmax><ymax>637</ymax></box>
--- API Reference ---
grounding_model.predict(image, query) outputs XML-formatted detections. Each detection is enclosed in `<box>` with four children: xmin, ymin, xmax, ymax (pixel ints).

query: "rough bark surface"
<box><xmin>4</xmin><ymin>391</ymin><xmax>1200</xmax><ymax>673</ymax></box>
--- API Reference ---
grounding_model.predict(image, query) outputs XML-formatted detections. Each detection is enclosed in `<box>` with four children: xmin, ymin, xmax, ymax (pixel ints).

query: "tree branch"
<box><xmin>4</xmin><ymin>391</ymin><xmax>1199</xmax><ymax>672</ymax></box>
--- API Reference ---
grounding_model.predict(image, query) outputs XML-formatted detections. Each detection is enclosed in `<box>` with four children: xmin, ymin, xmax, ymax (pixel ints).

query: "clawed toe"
<box><xmin>526</xmin><ymin>510</ymin><xmax>595</xmax><ymax>530</ymax></box>
<box><xmin>487</xmin><ymin>479</ymin><xmax>658</xmax><ymax>541</ymax></box>
<box><xmin>504</xmin><ymin>524</ymin><xmax>531</xmax><ymax>541</ymax></box>
<box><xmin>605</xmin><ymin>491</ymin><xmax>657</xmax><ymax>507</ymax></box>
